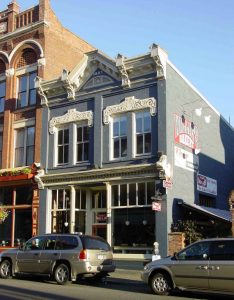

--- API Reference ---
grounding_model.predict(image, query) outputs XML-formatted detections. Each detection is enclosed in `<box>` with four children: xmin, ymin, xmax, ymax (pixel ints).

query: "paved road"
<box><xmin>0</xmin><ymin>271</ymin><xmax>232</xmax><ymax>300</ymax></box>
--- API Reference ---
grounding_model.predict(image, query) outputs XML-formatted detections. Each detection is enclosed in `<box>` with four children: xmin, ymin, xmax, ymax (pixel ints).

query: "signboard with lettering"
<box><xmin>152</xmin><ymin>202</ymin><xmax>161</xmax><ymax>211</ymax></box>
<box><xmin>0</xmin><ymin>22</ymin><xmax>7</xmax><ymax>34</ymax></box>
<box><xmin>174</xmin><ymin>146</ymin><xmax>199</xmax><ymax>172</ymax></box>
<box><xmin>174</xmin><ymin>114</ymin><xmax>199</xmax><ymax>151</ymax></box>
<box><xmin>197</xmin><ymin>174</ymin><xmax>217</xmax><ymax>196</ymax></box>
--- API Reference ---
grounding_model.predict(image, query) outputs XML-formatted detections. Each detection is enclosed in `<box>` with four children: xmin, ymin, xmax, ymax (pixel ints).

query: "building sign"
<box><xmin>174</xmin><ymin>146</ymin><xmax>199</xmax><ymax>172</ymax></box>
<box><xmin>152</xmin><ymin>202</ymin><xmax>161</xmax><ymax>211</ymax></box>
<box><xmin>163</xmin><ymin>180</ymin><xmax>173</xmax><ymax>189</ymax></box>
<box><xmin>0</xmin><ymin>22</ymin><xmax>7</xmax><ymax>33</ymax></box>
<box><xmin>174</xmin><ymin>114</ymin><xmax>199</xmax><ymax>150</ymax></box>
<box><xmin>197</xmin><ymin>174</ymin><xmax>217</xmax><ymax>196</ymax></box>
<box><xmin>96</xmin><ymin>213</ymin><xmax>107</xmax><ymax>223</ymax></box>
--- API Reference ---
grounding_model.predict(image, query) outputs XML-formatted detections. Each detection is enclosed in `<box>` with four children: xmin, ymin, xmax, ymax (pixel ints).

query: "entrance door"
<box><xmin>92</xmin><ymin>224</ymin><xmax>107</xmax><ymax>240</ymax></box>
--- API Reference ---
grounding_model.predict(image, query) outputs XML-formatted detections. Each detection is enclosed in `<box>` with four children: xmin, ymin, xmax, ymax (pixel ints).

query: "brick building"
<box><xmin>0</xmin><ymin>0</ymin><xmax>94</xmax><ymax>249</ymax></box>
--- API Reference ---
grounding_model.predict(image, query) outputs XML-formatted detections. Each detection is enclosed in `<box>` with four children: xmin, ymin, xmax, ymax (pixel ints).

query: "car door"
<box><xmin>16</xmin><ymin>236</ymin><xmax>45</xmax><ymax>273</ymax></box>
<box><xmin>170</xmin><ymin>241</ymin><xmax>210</xmax><ymax>290</ymax></box>
<box><xmin>38</xmin><ymin>236</ymin><xmax>59</xmax><ymax>274</ymax></box>
<box><xmin>208</xmin><ymin>240</ymin><xmax>234</xmax><ymax>293</ymax></box>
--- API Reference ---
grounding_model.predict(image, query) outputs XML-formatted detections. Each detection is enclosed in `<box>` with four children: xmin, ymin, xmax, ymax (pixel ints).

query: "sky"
<box><xmin>1</xmin><ymin>0</ymin><xmax>234</xmax><ymax>125</ymax></box>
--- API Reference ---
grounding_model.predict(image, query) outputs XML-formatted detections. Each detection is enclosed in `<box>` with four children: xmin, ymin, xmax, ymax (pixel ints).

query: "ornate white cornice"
<box><xmin>150</xmin><ymin>44</ymin><xmax>168</xmax><ymax>79</ymax></box>
<box><xmin>116</xmin><ymin>54</ymin><xmax>130</xmax><ymax>87</ymax></box>
<box><xmin>37</xmin><ymin>57</ymin><xmax>46</xmax><ymax>67</ymax></box>
<box><xmin>5</xmin><ymin>68</ymin><xmax>14</xmax><ymax>77</ymax></box>
<box><xmin>35</xmin><ymin>76</ymin><xmax>48</xmax><ymax>106</ymax></box>
<box><xmin>103</xmin><ymin>96</ymin><xmax>157</xmax><ymax>124</ymax></box>
<box><xmin>49</xmin><ymin>108</ymin><xmax>93</xmax><ymax>134</ymax></box>
<box><xmin>61</xmin><ymin>69</ymin><xmax>76</xmax><ymax>100</ymax></box>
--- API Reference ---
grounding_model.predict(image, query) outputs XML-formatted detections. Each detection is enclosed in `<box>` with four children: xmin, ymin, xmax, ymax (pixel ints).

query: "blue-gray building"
<box><xmin>36</xmin><ymin>44</ymin><xmax>234</xmax><ymax>259</ymax></box>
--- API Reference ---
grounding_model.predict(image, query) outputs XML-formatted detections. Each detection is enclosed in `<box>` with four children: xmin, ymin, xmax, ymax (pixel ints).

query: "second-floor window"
<box><xmin>14</xmin><ymin>126</ymin><xmax>35</xmax><ymax>167</ymax></box>
<box><xmin>0</xmin><ymin>80</ymin><xmax>6</xmax><ymax>113</ymax></box>
<box><xmin>112</xmin><ymin>116</ymin><xmax>127</xmax><ymax>159</ymax></box>
<box><xmin>57</xmin><ymin>128</ymin><xmax>69</xmax><ymax>165</ymax></box>
<box><xmin>135</xmin><ymin>111</ymin><xmax>151</xmax><ymax>155</ymax></box>
<box><xmin>77</xmin><ymin>125</ymin><xmax>89</xmax><ymax>162</ymax></box>
<box><xmin>17</xmin><ymin>72</ymin><xmax>37</xmax><ymax>108</ymax></box>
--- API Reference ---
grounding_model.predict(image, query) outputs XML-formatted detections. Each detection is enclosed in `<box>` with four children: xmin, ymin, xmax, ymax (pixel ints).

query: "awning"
<box><xmin>177</xmin><ymin>200</ymin><xmax>231</xmax><ymax>223</ymax></box>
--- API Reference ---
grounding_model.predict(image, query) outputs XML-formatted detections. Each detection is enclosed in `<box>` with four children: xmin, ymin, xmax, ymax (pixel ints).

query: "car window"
<box><xmin>81</xmin><ymin>236</ymin><xmax>110</xmax><ymax>251</ymax></box>
<box><xmin>44</xmin><ymin>236</ymin><xmax>57</xmax><ymax>250</ymax></box>
<box><xmin>25</xmin><ymin>236</ymin><xmax>45</xmax><ymax>251</ymax></box>
<box><xmin>177</xmin><ymin>241</ymin><xmax>210</xmax><ymax>260</ymax></box>
<box><xmin>56</xmin><ymin>236</ymin><xmax>79</xmax><ymax>250</ymax></box>
<box><xmin>210</xmin><ymin>240</ymin><xmax>234</xmax><ymax>260</ymax></box>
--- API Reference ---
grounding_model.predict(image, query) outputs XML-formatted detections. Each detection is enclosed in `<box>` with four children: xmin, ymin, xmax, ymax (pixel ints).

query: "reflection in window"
<box><xmin>57</xmin><ymin>128</ymin><xmax>69</xmax><ymax>165</ymax></box>
<box><xmin>113</xmin><ymin>116</ymin><xmax>127</xmax><ymax>159</ymax></box>
<box><xmin>136</xmin><ymin>111</ymin><xmax>151</xmax><ymax>155</ymax></box>
<box><xmin>17</xmin><ymin>72</ymin><xmax>37</xmax><ymax>108</ymax></box>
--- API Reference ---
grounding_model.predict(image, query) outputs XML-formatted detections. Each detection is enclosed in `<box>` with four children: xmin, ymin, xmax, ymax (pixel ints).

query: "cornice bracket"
<box><xmin>150</xmin><ymin>43</ymin><xmax>168</xmax><ymax>79</ymax></box>
<box><xmin>116</xmin><ymin>54</ymin><xmax>130</xmax><ymax>88</ymax></box>
<box><xmin>61</xmin><ymin>69</ymin><xmax>76</xmax><ymax>100</ymax></box>
<box><xmin>35</xmin><ymin>76</ymin><xmax>48</xmax><ymax>106</ymax></box>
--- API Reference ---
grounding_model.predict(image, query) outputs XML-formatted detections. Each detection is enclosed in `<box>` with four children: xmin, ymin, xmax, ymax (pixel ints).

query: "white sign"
<box><xmin>197</xmin><ymin>174</ymin><xmax>217</xmax><ymax>196</ymax></box>
<box><xmin>163</xmin><ymin>180</ymin><xmax>173</xmax><ymax>189</ymax></box>
<box><xmin>0</xmin><ymin>22</ymin><xmax>7</xmax><ymax>33</ymax></box>
<box><xmin>174</xmin><ymin>146</ymin><xmax>199</xmax><ymax>172</ymax></box>
<box><xmin>152</xmin><ymin>202</ymin><xmax>161</xmax><ymax>211</ymax></box>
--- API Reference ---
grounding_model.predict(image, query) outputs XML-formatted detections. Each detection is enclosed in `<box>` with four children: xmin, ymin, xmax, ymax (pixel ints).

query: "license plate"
<box><xmin>97</xmin><ymin>254</ymin><xmax>106</xmax><ymax>260</ymax></box>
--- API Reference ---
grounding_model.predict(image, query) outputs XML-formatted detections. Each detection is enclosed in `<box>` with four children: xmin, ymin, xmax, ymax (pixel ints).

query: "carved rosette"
<box><xmin>49</xmin><ymin>109</ymin><xmax>93</xmax><ymax>134</ymax></box>
<box><xmin>103</xmin><ymin>96</ymin><xmax>157</xmax><ymax>124</ymax></box>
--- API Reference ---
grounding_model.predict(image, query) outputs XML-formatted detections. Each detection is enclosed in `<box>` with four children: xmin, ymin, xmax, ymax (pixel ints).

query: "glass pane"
<box><xmin>52</xmin><ymin>190</ymin><xmax>57</xmax><ymax>210</ymax></box>
<box><xmin>0</xmin><ymin>133</ymin><xmax>3</xmax><ymax>149</ymax></box>
<box><xmin>138</xmin><ymin>182</ymin><xmax>145</xmax><ymax>205</ymax></box>
<box><xmin>137</xmin><ymin>135</ymin><xmax>143</xmax><ymax>154</ymax></box>
<box><xmin>26</xmin><ymin>145</ymin><xmax>34</xmax><ymax>165</ymax></box>
<box><xmin>58</xmin><ymin>146</ymin><xmax>63</xmax><ymax>164</ymax></box>
<box><xmin>114</xmin><ymin>139</ymin><xmax>119</xmax><ymax>158</ymax></box>
<box><xmin>129</xmin><ymin>183</ymin><xmax>136</xmax><ymax>206</ymax></box>
<box><xmin>29</xmin><ymin>89</ymin><xmax>36</xmax><ymax>105</ymax></box>
<box><xmin>121</xmin><ymin>137</ymin><xmax>127</xmax><ymax>157</ymax></box>
<box><xmin>145</xmin><ymin>133</ymin><xmax>151</xmax><ymax>153</ymax></box>
<box><xmin>58</xmin><ymin>190</ymin><xmax>63</xmax><ymax>209</ymax></box>
<box><xmin>29</xmin><ymin>72</ymin><xmax>37</xmax><ymax>88</ymax></box>
<box><xmin>77</xmin><ymin>143</ymin><xmax>82</xmax><ymax>161</ymax></box>
<box><xmin>81</xmin><ymin>190</ymin><xmax>86</xmax><ymax>209</ymax></box>
<box><xmin>147</xmin><ymin>182</ymin><xmax>155</xmax><ymax>204</ymax></box>
<box><xmin>15</xmin><ymin>147</ymin><xmax>24</xmax><ymax>167</ymax></box>
<box><xmin>144</xmin><ymin>113</ymin><xmax>151</xmax><ymax>132</ymax></box>
<box><xmin>0</xmin><ymin>210</ymin><xmax>12</xmax><ymax>247</ymax></box>
<box><xmin>64</xmin><ymin>145</ymin><xmax>69</xmax><ymax>163</ymax></box>
<box><xmin>113</xmin><ymin>119</ymin><xmax>119</xmax><ymax>137</ymax></box>
<box><xmin>0</xmin><ymin>187</ymin><xmax>13</xmax><ymax>205</ymax></box>
<box><xmin>75</xmin><ymin>211</ymin><xmax>86</xmax><ymax>234</ymax></box>
<box><xmin>64</xmin><ymin>129</ymin><xmax>69</xmax><ymax>144</ymax></box>
<box><xmin>15</xmin><ymin>129</ymin><xmax>24</xmax><ymax>147</ymax></box>
<box><xmin>120</xmin><ymin>184</ymin><xmax>127</xmax><ymax>206</ymax></box>
<box><xmin>120</xmin><ymin>117</ymin><xmax>127</xmax><ymax>136</ymax></box>
<box><xmin>77</xmin><ymin>127</ymin><xmax>83</xmax><ymax>142</ymax></box>
<box><xmin>19</xmin><ymin>76</ymin><xmax>27</xmax><ymax>92</ymax></box>
<box><xmin>112</xmin><ymin>185</ymin><xmax>118</xmax><ymax>206</ymax></box>
<box><xmin>18</xmin><ymin>92</ymin><xmax>27</xmax><ymax>108</ymax></box>
<box><xmin>27</xmin><ymin>127</ymin><xmax>35</xmax><ymax>146</ymax></box>
<box><xmin>75</xmin><ymin>190</ymin><xmax>81</xmax><ymax>209</ymax></box>
<box><xmin>136</xmin><ymin>113</ymin><xmax>142</xmax><ymax>133</ymax></box>
<box><xmin>0</xmin><ymin>81</ymin><xmax>6</xmax><ymax>97</ymax></box>
<box><xmin>58</xmin><ymin>130</ymin><xmax>63</xmax><ymax>145</ymax></box>
<box><xmin>0</xmin><ymin>97</ymin><xmax>4</xmax><ymax>112</ymax></box>
<box><xmin>84</xmin><ymin>142</ymin><xmax>89</xmax><ymax>161</ymax></box>
<box><xmin>83</xmin><ymin>126</ymin><xmax>89</xmax><ymax>141</ymax></box>
<box><xmin>14</xmin><ymin>209</ymin><xmax>32</xmax><ymax>245</ymax></box>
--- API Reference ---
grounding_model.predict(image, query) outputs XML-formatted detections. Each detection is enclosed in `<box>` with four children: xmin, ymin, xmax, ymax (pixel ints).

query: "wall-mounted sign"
<box><xmin>174</xmin><ymin>114</ymin><xmax>199</xmax><ymax>150</ymax></box>
<box><xmin>174</xmin><ymin>146</ymin><xmax>199</xmax><ymax>172</ymax></box>
<box><xmin>197</xmin><ymin>174</ymin><xmax>217</xmax><ymax>196</ymax></box>
<box><xmin>152</xmin><ymin>202</ymin><xmax>161</xmax><ymax>211</ymax></box>
<box><xmin>0</xmin><ymin>22</ymin><xmax>7</xmax><ymax>33</ymax></box>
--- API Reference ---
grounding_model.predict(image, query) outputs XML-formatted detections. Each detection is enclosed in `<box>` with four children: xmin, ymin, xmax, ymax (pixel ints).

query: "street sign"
<box><xmin>163</xmin><ymin>180</ymin><xmax>173</xmax><ymax>189</ymax></box>
<box><xmin>152</xmin><ymin>202</ymin><xmax>161</xmax><ymax>211</ymax></box>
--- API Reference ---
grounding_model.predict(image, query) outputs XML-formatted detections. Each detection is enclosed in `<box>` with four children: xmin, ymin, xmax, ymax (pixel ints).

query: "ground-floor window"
<box><xmin>0</xmin><ymin>186</ymin><xmax>33</xmax><ymax>247</ymax></box>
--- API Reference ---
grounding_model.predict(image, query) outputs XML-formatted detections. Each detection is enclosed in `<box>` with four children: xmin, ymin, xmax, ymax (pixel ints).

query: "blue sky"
<box><xmin>1</xmin><ymin>0</ymin><xmax>234</xmax><ymax>125</ymax></box>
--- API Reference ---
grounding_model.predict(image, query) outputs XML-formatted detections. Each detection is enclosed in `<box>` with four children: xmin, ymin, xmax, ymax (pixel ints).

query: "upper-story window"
<box><xmin>112</xmin><ymin>116</ymin><xmax>127</xmax><ymax>159</ymax></box>
<box><xmin>57</xmin><ymin>128</ymin><xmax>69</xmax><ymax>165</ymax></box>
<box><xmin>17</xmin><ymin>72</ymin><xmax>37</xmax><ymax>108</ymax></box>
<box><xmin>0</xmin><ymin>80</ymin><xmax>6</xmax><ymax>113</ymax></box>
<box><xmin>77</xmin><ymin>125</ymin><xmax>89</xmax><ymax>162</ymax></box>
<box><xmin>14</xmin><ymin>126</ymin><xmax>35</xmax><ymax>167</ymax></box>
<box><xmin>135</xmin><ymin>111</ymin><xmax>151</xmax><ymax>155</ymax></box>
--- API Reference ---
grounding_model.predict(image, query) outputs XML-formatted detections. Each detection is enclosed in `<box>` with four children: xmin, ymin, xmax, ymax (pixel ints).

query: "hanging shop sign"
<box><xmin>174</xmin><ymin>146</ymin><xmax>199</xmax><ymax>172</ymax></box>
<box><xmin>197</xmin><ymin>174</ymin><xmax>217</xmax><ymax>196</ymax></box>
<box><xmin>174</xmin><ymin>114</ymin><xmax>199</xmax><ymax>150</ymax></box>
<box><xmin>152</xmin><ymin>202</ymin><xmax>161</xmax><ymax>211</ymax></box>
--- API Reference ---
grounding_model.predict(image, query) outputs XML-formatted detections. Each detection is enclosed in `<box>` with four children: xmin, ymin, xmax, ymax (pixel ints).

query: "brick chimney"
<box><xmin>7</xmin><ymin>0</ymin><xmax>20</xmax><ymax>32</ymax></box>
<box><xmin>39</xmin><ymin>0</ymin><xmax>51</xmax><ymax>21</ymax></box>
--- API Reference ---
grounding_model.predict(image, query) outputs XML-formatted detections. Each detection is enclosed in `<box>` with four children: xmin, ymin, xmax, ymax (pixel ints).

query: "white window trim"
<box><xmin>55</xmin><ymin>125</ymin><xmax>70</xmax><ymax>167</ymax></box>
<box><xmin>76</xmin><ymin>123</ymin><xmax>90</xmax><ymax>164</ymax></box>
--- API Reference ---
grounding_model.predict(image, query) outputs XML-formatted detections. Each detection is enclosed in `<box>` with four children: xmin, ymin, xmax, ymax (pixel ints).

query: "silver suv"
<box><xmin>141</xmin><ymin>238</ymin><xmax>234</xmax><ymax>296</ymax></box>
<box><xmin>0</xmin><ymin>234</ymin><xmax>115</xmax><ymax>285</ymax></box>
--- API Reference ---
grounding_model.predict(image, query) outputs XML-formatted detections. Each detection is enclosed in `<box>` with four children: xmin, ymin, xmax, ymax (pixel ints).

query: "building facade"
<box><xmin>37</xmin><ymin>44</ymin><xmax>234</xmax><ymax>258</ymax></box>
<box><xmin>0</xmin><ymin>0</ymin><xmax>93</xmax><ymax>249</ymax></box>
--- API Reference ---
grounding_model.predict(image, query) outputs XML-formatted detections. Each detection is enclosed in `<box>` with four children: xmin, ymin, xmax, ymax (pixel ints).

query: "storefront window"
<box><xmin>14</xmin><ymin>209</ymin><xmax>32</xmax><ymax>244</ymax></box>
<box><xmin>75</xmin><ymin>211</ymin><xmax>85</xmax><ymax>233</ymax></box>
<box><xmin>15</xmin><ymin>187</ymin><xmax>33</xmax><ymax>205</ymax></box>
<box><xmin>92</xmin><ymin>191</ymin><xmax>106</xmax><ymax>209</ymax></box>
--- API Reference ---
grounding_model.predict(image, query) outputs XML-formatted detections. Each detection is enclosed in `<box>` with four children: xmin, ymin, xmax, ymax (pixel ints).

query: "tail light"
<box><xmin>79</xmin><ymin>249</ymin><xmax>87</xmax><ymax>260</ymax></box>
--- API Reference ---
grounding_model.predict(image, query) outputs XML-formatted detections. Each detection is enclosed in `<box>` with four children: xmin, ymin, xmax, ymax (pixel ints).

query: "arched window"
<box><xmin>0</xmin><ymin>60</ymin><xmax>6</xmax><ymax>75</ymax></box>
<box><xmin>16</xmin><ymin>49</ymin><xmax>37</xmax><ymax>68</ymax></box>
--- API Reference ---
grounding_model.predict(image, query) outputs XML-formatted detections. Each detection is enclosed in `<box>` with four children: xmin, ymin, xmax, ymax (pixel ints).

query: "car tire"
<box><xmin>150</xmin><ymin>272</ymin><xmax>172</xmax><ymax>295</ymax></box>
<box><xmin>0</xmin><ymin>259</ymin><xmax>12</xmax><ymax>279</ymax></box>
<box><xmin>54</xmin><ymin>263</ymin><xmax>70</xmax><ymax>285</ymax></box>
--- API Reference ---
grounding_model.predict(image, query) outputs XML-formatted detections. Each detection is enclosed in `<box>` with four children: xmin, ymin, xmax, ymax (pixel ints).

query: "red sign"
<box><xmin>163</xmin><ymin>180</ymin><xmax>173</xmax><ymax>189</ymax></box>
<box><xmin>152</xmin><ymin>202</ymin><xmax>161</xmax><ymax>211</ymax></box>
<box><xmin>96</xmin><ymin>213</ymin><xmax>107</xmax><ymax>223</ymax></box>
<box><xmin>174</xmin><ymin>114</ymin><xmax>199</xmax><ymax>150</ymax></box>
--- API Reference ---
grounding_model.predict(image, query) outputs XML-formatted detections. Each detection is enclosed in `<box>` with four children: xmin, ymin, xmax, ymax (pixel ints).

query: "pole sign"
<box><xmin>152</xmin><ymin>202</ymin><xmax>161</xmax><ymax>211</ymax></box>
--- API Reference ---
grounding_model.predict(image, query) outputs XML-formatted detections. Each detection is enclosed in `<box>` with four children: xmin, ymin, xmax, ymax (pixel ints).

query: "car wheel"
<box><xmin>150</xmin><ymin>272</ymin><xmax>172</xmax><ymax>295</ymax></box>
<box><xmin>0</xmin><ymin>259</ymin><xmax>12</xmax><ymax>279</ymax></box>
<box><xmin>54</xmin><ymin>263</ymin><xmax>70</xmax><ymax>285</ymax></box>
